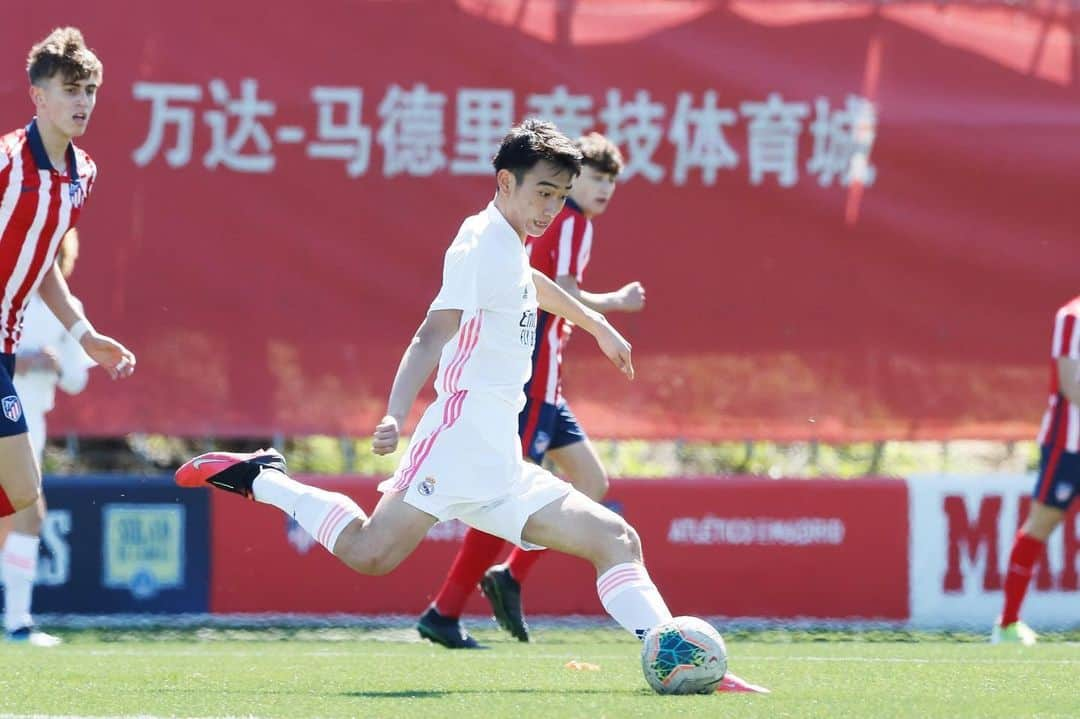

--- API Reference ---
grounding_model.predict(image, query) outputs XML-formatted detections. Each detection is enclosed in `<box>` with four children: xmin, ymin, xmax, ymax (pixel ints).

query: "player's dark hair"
<box><xmin>493</xmin><ymin>119</ymin><xmax>582</xmax><ymax>182</ymax></box>
<box><xmin>578</xmin><ymin>132</ymin><xmax>624</xmax><ymax>177</ymax></box>
<box><xmin>27</xmin><ymin>27</ymin><xmax>102</xmax><ymax>86</ymax></box>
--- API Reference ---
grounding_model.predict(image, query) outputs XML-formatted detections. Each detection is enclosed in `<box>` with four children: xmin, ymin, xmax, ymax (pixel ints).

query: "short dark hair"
<box><xmin>578</xmin><ymin>132</ymin><xmax>624</xmax><ymax>177</ymax></box>
<box><xmin>27</xmin><ymin>27</ymin><xmax>102</xmax><ymax>86</ymax></box>
<box><xmin>493</xmin><ymin>119</ymin><xmax>582</xmax><ymax>182</ymax></box>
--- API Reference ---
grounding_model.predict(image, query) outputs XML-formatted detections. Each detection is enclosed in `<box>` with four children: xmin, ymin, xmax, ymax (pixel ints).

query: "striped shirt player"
<box><xmin>1033</xmin><ymin>295</ymin><xmax>1080</xmax><ymax>508</ymax></box>
<box><xmin>3</xmin><ymin>27</ymin><xmax>135</xmax><ymax>650</ymax></box>
<box><xmin>0</xmin><ymin>120</ymin><xmax>95</xmax><ymax>455</ymax></box>
<box><xmin>519</xmin><ymin>198</ymin><xmax>592</xmax><ymax>461</ymax></box>
<box><xmin>0</xmin><ymin>121</ymin><xmax>96</xmax><ymax>356</ymax></box>
<box><xmin>993</xmin><ymin>294</ymin><xmax>1080</xmax><ymax>646</ymax></box>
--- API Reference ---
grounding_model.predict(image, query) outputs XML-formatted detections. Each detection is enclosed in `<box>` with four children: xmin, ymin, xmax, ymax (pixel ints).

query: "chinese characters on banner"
<box><xmin>132</xmin><ymin>81</ymin><xmax>877</xmax><ymax>189</ymax></box>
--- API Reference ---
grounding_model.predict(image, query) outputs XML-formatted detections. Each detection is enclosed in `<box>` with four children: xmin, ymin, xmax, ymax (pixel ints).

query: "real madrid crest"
<box><xmin>419</xmin><ymin>476</ymin><xmax>436</xmax><ymax>496</ymax></box>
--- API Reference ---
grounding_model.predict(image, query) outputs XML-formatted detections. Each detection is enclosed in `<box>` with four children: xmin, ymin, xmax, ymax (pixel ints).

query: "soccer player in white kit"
<box><xmin>177</xmin><ymin>118</ymin><xmax>664</xmax><ymax>632</ymax></box>
<box><xmin>176</xmin><ymin>121</ymin><xmax>767</xmax><ymax>691</ymax></box>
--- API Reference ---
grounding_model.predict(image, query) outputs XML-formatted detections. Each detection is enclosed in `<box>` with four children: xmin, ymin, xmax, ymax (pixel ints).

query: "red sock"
<box><xmin>1000</xmin><ymin>531</ymin><xmax>1044</xmax><ymax>626</ymax></box>
<box><xmin>432</xmin><ymin>528</ymin><xmax>506</xmax><ymax>617</ymax></box>
<box><xmin>506</xmin><ymin>546</ymin><xmax>546</xmax><ymax>583</ymax></box>
<box><xmin>0</xmin><ymin>487</ymin><xmax>14</xmax><ymax>517</ymax></box>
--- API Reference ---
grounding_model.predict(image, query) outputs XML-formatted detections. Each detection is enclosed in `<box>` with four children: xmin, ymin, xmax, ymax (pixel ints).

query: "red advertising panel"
<box><xmin>211</xmin><ymin>476</ymin><xmax>908</xmax><ymax>620</ymax></box>
<box><xmin>2</xmin><ymin>2</ymin><xmax>1075</xmax><ymax>440</ymax></box>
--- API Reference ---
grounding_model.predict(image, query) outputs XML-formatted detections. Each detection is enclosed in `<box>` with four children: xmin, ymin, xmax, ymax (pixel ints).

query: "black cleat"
<box><xmin>480</xmin><ymin>564</ymin><xmax>530</xmax><ymax>642</ymax></box>
<box><xmin>416</xmin><ymin>607</ymin><xmax>485</xmax><ymax>649</ymax></box>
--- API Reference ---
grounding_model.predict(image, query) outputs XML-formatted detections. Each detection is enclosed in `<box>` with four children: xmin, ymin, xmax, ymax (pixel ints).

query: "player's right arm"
<box><xmin>556</xmin><ymin>275</ymin><xmax>645</xmax><ymax>313</ymax></box>
<box><xmin>534</xmin><ymin>269</ymin><xmax>633</xmax><ymax>380</ymax></box>
<box><xmin>372</xmin><ymin>309</ymin><xmax>462</xmax><ymax>456</ymax></box>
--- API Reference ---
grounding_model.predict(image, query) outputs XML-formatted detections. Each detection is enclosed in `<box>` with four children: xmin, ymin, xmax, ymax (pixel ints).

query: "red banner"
<box><xmin>2</xmin><ymin>2</ymin><xmax>1076</xmax><ymax>440</ymax></box>
<box><xmin>210</xmin><ymin>476</ymin><xmax>908</xmax><ymax>620</ymax></box>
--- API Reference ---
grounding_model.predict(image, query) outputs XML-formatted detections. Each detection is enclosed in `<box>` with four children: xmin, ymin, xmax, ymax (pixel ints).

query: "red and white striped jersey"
<box><xmin>524</xmin><ymin>199</ymin><xmax>593</xmax><ymax>404</ymax></box>
<box><xmin>1036</xmin><ymin>296</ymin><xmax>1080</xmax><ymax>452</ymax></box>
<box><xmin>0</xmin><ymin>120</ymin><xmax>96</xmax><ymax>354</ymax></box>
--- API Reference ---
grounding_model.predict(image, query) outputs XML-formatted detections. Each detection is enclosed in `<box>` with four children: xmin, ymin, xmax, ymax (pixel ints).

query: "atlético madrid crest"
<box><xmin>69</xmin><ymin>178</ymin><xmax>87</xmax><ymax>208</ymax></box>
<box><xmin>2</xmin><ymin>395</ymin><xmax>22</xmax><ymax>423</ymax></box>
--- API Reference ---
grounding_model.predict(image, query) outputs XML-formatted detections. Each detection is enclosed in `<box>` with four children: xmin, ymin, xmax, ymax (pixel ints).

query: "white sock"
<box><xmin>252</xmin><ymin>468</ymin><xmax>366</xmax><ymax>553</ymax></box>
<box><xmin>596</xmin><ymin>562</ymin><xmax>673</xmax><ymax>639</ymax></box>
<box><xmin>2</xmin><ymin>532</ymin><xmax>40</xmax><ymax>632</ymax></box>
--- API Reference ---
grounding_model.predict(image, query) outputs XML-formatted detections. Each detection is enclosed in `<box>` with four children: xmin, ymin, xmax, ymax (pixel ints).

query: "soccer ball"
<box><xmin>641</xmin><ymin>616</ymin><xmax>727</xmax><ymax>695</ymax></box>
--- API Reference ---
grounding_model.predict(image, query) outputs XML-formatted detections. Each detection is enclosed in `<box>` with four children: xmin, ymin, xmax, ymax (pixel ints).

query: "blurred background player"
<box><xmin>1</xmin><ymin>230</ymin><xmax>92</xmax><ymax>646</ymax></box>
<box><xmin>0</xmin><ymin>27</ymin><xmax>137</xmax><ymax>643</ymax></box>
<box><xmin>417</xmin><ymin>133</ymin><xmax>648</xmax><ymax>647</ymax></box>
<box><xmin>992</xmin><ymin>294</ymin><xmax>1080</xmax><ymax>645</ymax></box>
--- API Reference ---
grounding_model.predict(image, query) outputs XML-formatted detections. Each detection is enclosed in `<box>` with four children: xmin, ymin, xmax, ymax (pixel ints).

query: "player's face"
<box><xmin>30</xmin><ymin>73</ymin><xmax>100</xmax><ymax>140</ymax></box>
<box><xmin>502</xmin><ymin>160</ymin><xmax>575</xmax><ymax>238</ymax></box>
<box><xmin>573</xmin><ymin>167</ymin><xmax>618</xmax><ymax>218</ymax></box>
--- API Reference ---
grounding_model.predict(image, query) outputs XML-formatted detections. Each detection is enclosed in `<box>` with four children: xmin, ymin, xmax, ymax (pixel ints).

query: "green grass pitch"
<box><xmin>1</xmin><ymin>627</ymin><xmax>1077</xmax><ymax>718</ymax></box>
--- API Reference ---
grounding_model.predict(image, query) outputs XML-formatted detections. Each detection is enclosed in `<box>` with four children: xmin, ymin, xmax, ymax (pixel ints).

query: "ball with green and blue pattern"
<box><xmin>641</xmin><ymin>616</ymin><xmax>727</xmax><ymax>694</ymax></box>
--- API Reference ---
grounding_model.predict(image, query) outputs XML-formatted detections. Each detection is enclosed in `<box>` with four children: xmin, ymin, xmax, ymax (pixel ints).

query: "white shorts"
<box><xmin>378</xmin><ymin>390</ymin><xmax>572</xmax><ymax>549</ymax></box>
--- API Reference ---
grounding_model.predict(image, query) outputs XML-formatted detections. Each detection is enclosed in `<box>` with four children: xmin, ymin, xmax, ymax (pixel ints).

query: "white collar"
<box><xmin>484</xmin><ymin>199</ymin><xmax>523</xmax><ymax>245</ymax></box>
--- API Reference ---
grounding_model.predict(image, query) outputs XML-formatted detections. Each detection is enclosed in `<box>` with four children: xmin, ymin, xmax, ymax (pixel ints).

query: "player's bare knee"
<box><xmin>339</xmin><ymin>546</ymin><xmax>385</xmax><ymax>575</ymax></box>
<box><xmin>623</xmin><ymin>523</ymin><xmax>643</xmax><ymax>562</ymax></box>
<box><xmin>6</xmin><ymin>483</ymin><xmax>40</xmax><ymax>514</ymax></box>
<box><xmin>13</xmin><ymin>498</ymin><xmax>45</xmax><ymax>533</ymax></box>
<box><xmin>596</xmin><ymin>517</ymin><xmax>640</xmax><ymax>567</ymax></box>
<box><xmin>364</xmin><ymin>549</ymin><xmax>406</xmax><ymax>576</ymax></box>
<box><xmin>337</xmin><ymin>536</ymin><xmax>401</xmax><ymax>576</ymax></box>
<box><xmin>1022</xmin><ymin>501</ymin><xmax>1063</xmax><ymax>540</ymax></box>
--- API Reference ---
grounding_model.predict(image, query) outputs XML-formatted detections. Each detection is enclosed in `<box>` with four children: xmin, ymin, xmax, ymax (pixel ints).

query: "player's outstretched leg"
<box><xmin>175</xmin><ymin>448</ymin><xmax>288</xmax><ymax>498</ymax></box>
<box><xmin>521</xmin><ymin>489</ymin><xmax>769</xmax><ymax>694</ymax></box>
<box><xmin>177</xmin><ymin>448</ymin><xmax>364</xmax><ymax>556</ymax></box>
<box><xmin>176</xmin><ymin>449</ymin><xmax>436</xmax><ymax>576</ymax></box>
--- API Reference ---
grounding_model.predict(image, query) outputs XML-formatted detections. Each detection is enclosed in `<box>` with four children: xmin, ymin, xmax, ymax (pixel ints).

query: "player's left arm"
<box><xmin>533</xmin><ymin>269</ymin><xmax>633</xmax><ymax>379</ymax></box>
<box><xmin>1058</xmin><ymin>357</ymin><xmax>1080</xmax><ymax>406</ymax></box>
<box><xmin>37</xmin><ymin>262</ymin><xmax>136</xmax><ymax>379</ymax></box>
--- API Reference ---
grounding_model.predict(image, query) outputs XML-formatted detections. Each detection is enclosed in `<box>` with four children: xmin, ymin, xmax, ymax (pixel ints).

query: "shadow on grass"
<box><xmin>343</xmin><ymin>688</ymin><xmax>650</xmax><ymax>699</ymax></box>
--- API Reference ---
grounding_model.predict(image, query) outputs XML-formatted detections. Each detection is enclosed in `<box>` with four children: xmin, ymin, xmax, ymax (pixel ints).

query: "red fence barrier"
<box><xmin>2</xmin><ymin>2</ymin><xmax>1076</xmax><ymax>440</ymax></box>
<box><xmin>210</xmin><ymin>476</ymin><xmax>909</xmax><ymax>620</ymax></box>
